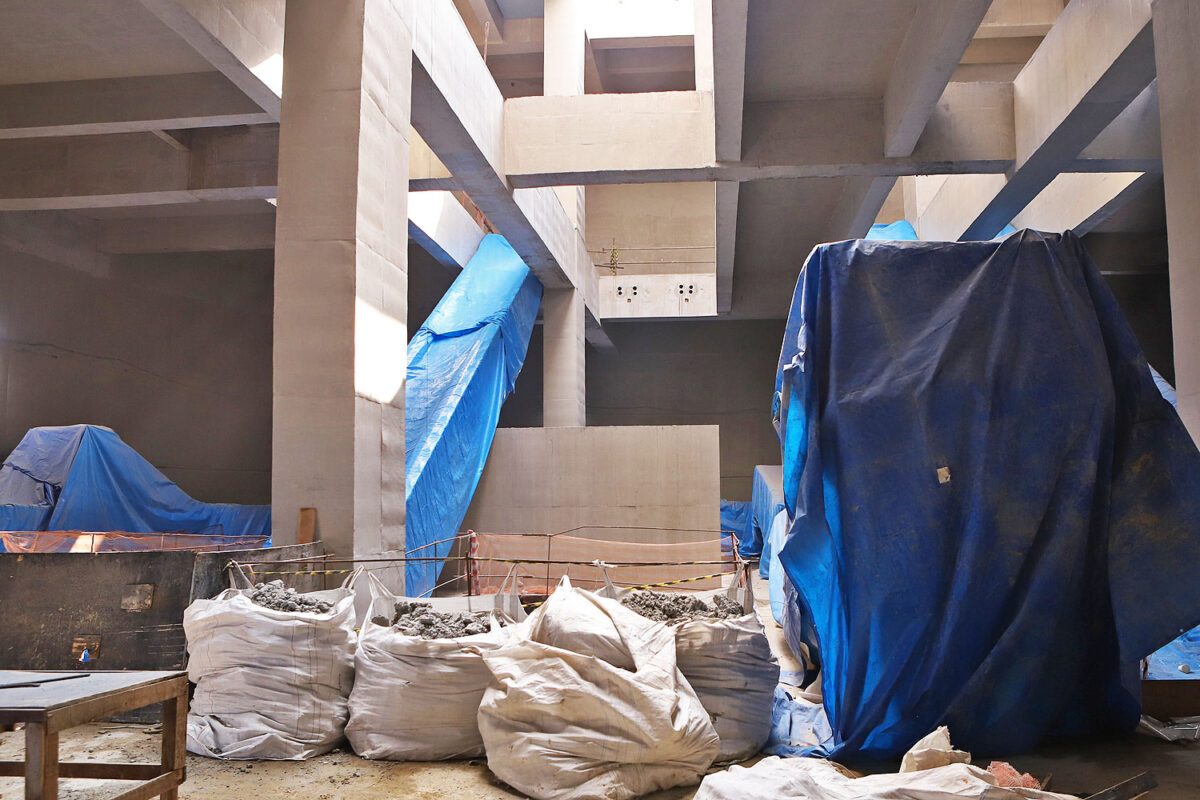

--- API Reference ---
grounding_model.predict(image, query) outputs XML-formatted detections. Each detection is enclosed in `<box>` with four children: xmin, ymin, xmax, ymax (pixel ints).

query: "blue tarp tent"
<box><xmin>0</xmin><ymin>424</ymin><xmax>270</xmax><ymax>544</ymax></box>
<box><xmin>405</xmin><ymin>235</ymin><xmax>542</xmax><ymax>596</ymax></box>
<box><xmin>867</xmin><ymin>221</ymin><xmax>1017</xmax><ymax>242</ymax></box>
<box><xmin>720</xmin><ymin>499</ymin><xmax>749</xmax><ymax>556</ymax></box>
<box><xmin>775</xmin><ymin>229</ymin><xmax>1200</xmax><ymax>758</ymax></box>
<box><xmin>742</xmin><ymin>465</ymin><xmax>784</xmax><ymax>565</ymax></box>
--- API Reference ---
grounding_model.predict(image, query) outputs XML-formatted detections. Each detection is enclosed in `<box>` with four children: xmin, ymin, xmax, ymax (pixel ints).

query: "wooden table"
<box><xmin>0</xmin><ymin>670</ymin><xmax>187</xmax><ymax>800</ymax></box>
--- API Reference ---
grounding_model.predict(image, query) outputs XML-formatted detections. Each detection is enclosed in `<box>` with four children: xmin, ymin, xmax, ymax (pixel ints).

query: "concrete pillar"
<box><xmin>272</xmin><ymin>0</ymin><xmax>411</xmax><ymax>579</ymax></box>
<box><xmin>544</xmin><ymin>0</ymin><xmax>585</xmax><ymax>227</ymax></box>
<box><xmin>1153</xmin><ymin>0</ymin><xmax>1200</xmax><ymax>439</ymax></box>
<box><xmin>543</xmin><ymin>288</ymin><xmax>587</xmax><ymax>427</ymax></box>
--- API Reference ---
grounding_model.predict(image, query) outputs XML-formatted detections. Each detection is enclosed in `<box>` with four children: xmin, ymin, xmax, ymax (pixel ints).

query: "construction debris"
<box><xmin>621</xmin><ymin>589</ymin><xmax>743</xmax><ymax>622</ymax></box>
<box><xmin>371</xmin><ymin>600</ymin><xmax>490</xmax><ymax>639</ymax></box>
<box><xmin>249</xmin><ymin>580</ymin><xmax>333</xmax><ymax>614</ymax></box>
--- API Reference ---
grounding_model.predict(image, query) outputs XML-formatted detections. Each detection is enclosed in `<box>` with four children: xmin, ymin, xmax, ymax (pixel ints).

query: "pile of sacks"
<box><xmin>183</xmin><ymin>571</ymin><xmax>779</xmax><ymax>800</ymax></box>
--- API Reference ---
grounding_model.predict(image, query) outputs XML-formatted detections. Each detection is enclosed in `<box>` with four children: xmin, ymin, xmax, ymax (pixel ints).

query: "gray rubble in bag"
<box><xmin>249</xmin><ymin>580</ymin><xmax>334</xmax><ymax>614</ymax></box>
<box><xmin>371</xmin><ymin>600</ymin><xmax>491</xmax><ymax>639</ymax></box>
<box><xmin>621</xmin><ymin>590</ymin><xmax>744</xmax><ymax>622</ymax></box>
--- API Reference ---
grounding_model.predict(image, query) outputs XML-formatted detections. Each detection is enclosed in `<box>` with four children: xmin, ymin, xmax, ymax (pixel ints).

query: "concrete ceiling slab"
<box><xmin>496</xmin><ymin>0</ymin><xmax>544</xmax><ymax>19</ymax></box>
<box><xmin>744</xmin><ymin>0</ymin><xmax>920</xmax><ymax>102</ymax></box>
<box><xmin>0</xmin><ymin>0</ymin><xmax>211</xmax><ymax>85</ymax></box>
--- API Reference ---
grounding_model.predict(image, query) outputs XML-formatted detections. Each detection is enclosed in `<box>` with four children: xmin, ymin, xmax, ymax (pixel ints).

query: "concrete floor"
<box><xmin>2</xmin><ymin>588</ymin><xmax>1198</xmax><ymax>799</ymax></box>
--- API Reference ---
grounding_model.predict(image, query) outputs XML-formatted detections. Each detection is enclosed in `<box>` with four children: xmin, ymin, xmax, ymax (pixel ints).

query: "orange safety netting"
<box><xmin>0</xmin><ymin>530</ymin><xmax>269</xmax><ymax>554</ymax></box>
<box><xmin>469</xmin><ymin>532</ymin><xmax>726</xmax><ymax>595</ymax></box>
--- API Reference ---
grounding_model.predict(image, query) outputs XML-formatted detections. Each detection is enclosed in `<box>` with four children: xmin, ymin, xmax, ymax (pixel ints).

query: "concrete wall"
<box><xmin>0</xmin><ymin>215</ymin><xmax>272</xmax><ymax>504</ymax></box>
<box><xmin>499</xmin><ymin>318</ymin><xmax>784</xmax><ymax>501</ymax></box>
<box><xmin>462</xmin><ymin>424</ymin><xmax>721</xmax><ymax>542</ymax></box>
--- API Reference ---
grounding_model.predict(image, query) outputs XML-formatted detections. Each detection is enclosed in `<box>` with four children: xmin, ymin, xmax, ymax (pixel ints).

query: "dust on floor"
<box><xmin>4</xmin><ymin>581</ymin><xmax>1200</xmax><ymax>799</ymax></box>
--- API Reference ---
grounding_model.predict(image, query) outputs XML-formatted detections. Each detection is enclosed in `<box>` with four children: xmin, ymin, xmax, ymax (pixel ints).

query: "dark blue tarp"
<box><xmin>405</xmin><ymin>234</ymin><xmax>542</xmax><ymax>596</ymax></box>
<box><xmin>720</xmin><ymin>499</ymin><xmax>749</xmax><ymax>556</ymax></box>
<box><xmin>775</xmin><ymin>230</ymin><xmax>1200</xmax><ymax>758</ymax></box>
<box><xmin>744</xmin><ymin>465</ymin><xmax>784</xmax><ymax>566</ymax></box>
<box><xmin>0</xmin><ymin>425</ymin><xmax>270</xmax><ymax>546</ymax></box>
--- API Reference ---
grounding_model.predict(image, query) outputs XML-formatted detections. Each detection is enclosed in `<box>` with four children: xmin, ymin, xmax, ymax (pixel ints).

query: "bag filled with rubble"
<box><xmin>477</xmin><ymin>576</ymin><xmax>720</xmax><ymax>800</ymax></box>
<box><xmin>605</xmin><ymin>573</ymin><xmax>779</xmax><ymax>762</ymax></box>
<box><xmin>346</xmin><ymin>571</ymin><xmax>521</xmax><ymax>760</ymax></box>
<box><xmin>183</xmin><ymin>567</ymin><xmax>361</xmax><ymax>760</ymax></box>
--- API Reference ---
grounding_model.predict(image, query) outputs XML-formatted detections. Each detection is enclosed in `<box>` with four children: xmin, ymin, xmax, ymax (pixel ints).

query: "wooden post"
<box><xmin>297</xmin><ymin>507</ymin><xmax>317</xmax><ymax>545</ymax></box>
<box><xmin>24</xmin><ymin>722</ymin><xmax>57</xmax><ymax>800</ymax></box>
<box><xmin>160</xmin><ymin>690</ymin><xmax>187</xmax><ymax>800</ymax></box>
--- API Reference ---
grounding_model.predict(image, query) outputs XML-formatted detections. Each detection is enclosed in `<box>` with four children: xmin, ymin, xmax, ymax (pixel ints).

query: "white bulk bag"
<box><xmin>184</xmin><ymin>567</ymin><xmax>360</xmax><ymax>760</ymax></box>
<box><xmin>477</xmin><ymin>577</ymin><xmax>720</xmax><ymax>800</ymax></box>
<box><xmin>602</xmin><ymin>572</ymin><xmax>779</xmax><ymax>762</ymax></box>
<box><xmin>345</xmin><ymin>572</ymin><xmax>517</xmax><ymax>760</ymax></box>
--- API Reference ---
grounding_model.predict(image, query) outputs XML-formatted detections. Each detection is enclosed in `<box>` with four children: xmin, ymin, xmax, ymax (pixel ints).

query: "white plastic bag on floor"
<box><xmin>601</xmin><ymin>571</ymin><xmax>779</xmax><ymax>762</ymax></box>
<box><xmin>345</xmin><ymin>571</ymin><xmax>518</xmax><ymax>760</ymax></box>
<box><xmin>695</xmin><ymin>727</ymin><xmax>1076</xmax><ymax>800</ymax></box>
<box><xmin>184</xmin><ymin>567</ymin><xmax>360</xmax><ymax>760</ymax></box>
<box><xmin>477</xmin><ymin>577</ymin><xmax>720</xmax><ymax>800</ymax></box>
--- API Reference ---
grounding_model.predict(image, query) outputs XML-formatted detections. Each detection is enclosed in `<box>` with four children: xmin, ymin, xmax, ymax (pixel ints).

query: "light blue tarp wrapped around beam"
<box><xmin>405</xmin><ymin>234</ymin><xmax>542</xmax><ymax>596</ymax></box>
<box><xmin>0</xmin><ymin>424</ymin><xmax>270</xmax><ymax>547</ymax></box>
<box><xmin>867</xmin><ymin>221</ymin><xmax>1017</xmax><ymax>242</ymax></box>
<box><xmin>775</xmin><ymin>229</ymin><xmax>1200</xmax><ymax>758</ymax></box>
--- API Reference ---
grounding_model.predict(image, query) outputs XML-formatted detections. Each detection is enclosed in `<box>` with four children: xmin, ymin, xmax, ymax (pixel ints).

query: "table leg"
<box><xmin>24</xmin><ymin>722</ymin><xmax>57</xmax><ymax>800</ymax></box>
<box><xmin>160</xmin><ymin>689</ymin><xmax>187</xmax><ymax>799</ymax></box>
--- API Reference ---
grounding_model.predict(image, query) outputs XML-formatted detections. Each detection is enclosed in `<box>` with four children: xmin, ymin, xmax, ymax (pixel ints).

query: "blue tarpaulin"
<box><xmin>405</xmin><ymin>234</ymin><xmax>542</xmax><ymax>596</ymax></box>
<box><xmin>720</xmin><ymin>499</ymin><xmax>749</xmax><ymax>556</ymax></box>
<box><xmin>744</xmin><ymin>464</ymin><xmax>784</xmax><ymax>566</ymax></box>
<box><xmin>775</xmin><ymin>230</ymin><xmax>1200</xmax><ymax>758</ymax></box>
<box><xmin>0</xmin><ymin>424</ymin><xmax>270</xmax><ymax>545</ymax></box>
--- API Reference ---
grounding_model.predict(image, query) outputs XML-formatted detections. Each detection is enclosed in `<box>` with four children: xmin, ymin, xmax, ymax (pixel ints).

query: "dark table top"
<box><xmin>0</xmin><ymin>670</ymin><xmax>184</xmax><ymax>714</ymax></box>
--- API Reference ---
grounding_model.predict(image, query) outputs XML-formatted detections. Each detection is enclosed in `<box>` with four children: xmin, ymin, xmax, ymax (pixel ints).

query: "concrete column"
<box><xmin>543</xmin><ymin>288</ymin><xmax>587</xmax><ymax>427</ymax></box>
<box><xmin>1153</xmin><ymin>0</ymin><xmax>1200</xmax><ymax>439</ymax></box>
<box><xmin>272</xmin><ymin>0</ymin><xmax>411</xmax><ymax>579</ymax></box>
<box><xmin>544</xmin><ymin>0</ymin><xmax>585</xmax><ymax>227</ymax></box>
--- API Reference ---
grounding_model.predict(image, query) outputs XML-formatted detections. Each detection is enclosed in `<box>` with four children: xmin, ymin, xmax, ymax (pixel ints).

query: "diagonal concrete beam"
<box><xmin>0</xmin><ymin>125</ymin><xmax>278</xmax><ymax>211</ymax></box>
<box><xmin>0</xmin><ymin>73</ymin><xmax>272</xmax><ymax>139</ymax></box>
<box><xmin>409</xmin><ymin>0</ymin><xmax>602</xmax><ymax>333</ymax></box>
<box><xmin>923</xmin><ymin>0</ymin><xmax>1156</xmax><ymax>241</ymax></box>
<box><xmin>407</xmin><ymin>190</ymin><xmax>485</xmax><ymax>271</ymax></box>
<box><xmin>136</xmin><ymin>0</ymin><xmax>284</xmax><ymax>118</ymax></box>
<box><xmin>884</xmin><ymin>0</ymin><xmax>993</xmax><ymax>158</ymax></box>
<box><xmin>1010</xmin><ymin>171</ymin><xmax>1157</xmax><ymax>235</ymax></box>
<box><xmin>1073</xmin><ymin>80</ymin><xmax>1161</xmax><ymax>172</ymax></box>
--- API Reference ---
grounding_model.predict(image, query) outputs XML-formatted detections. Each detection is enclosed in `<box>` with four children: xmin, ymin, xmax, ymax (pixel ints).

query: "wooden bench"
<box><xmin>0</xmin><ymin>670</ymin><xmax>187</xmax><ymax>800</ymax></box>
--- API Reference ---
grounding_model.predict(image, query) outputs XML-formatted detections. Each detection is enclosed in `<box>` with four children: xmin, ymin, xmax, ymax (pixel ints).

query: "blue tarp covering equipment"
<box><xmin>405</xmin><ymin>234</ymin><xmax>542</xmax><ymax>597</ymax></box>
<box><xmin>741</xmin><ymin>464</ymin><xmax>784</xmax><ymax>560</ymax></box>
<box><xmin>866</xmin><ymin>221</ymin><xmax>918</xmax><ymax>241</ymax></box>
<box><xmin>720</xmin><ymin>499</ymin><xmax>750</xmax><ymax>555</ymax></box>
<box><xmin>0</xmin><ymin>424</ymin><xmax>270</xmax><ymax>544</ymax></box>
<box><xmin>775</xmin><ymin>229</ymin><xmax>1200</xmax><ymax>758</ymax></box>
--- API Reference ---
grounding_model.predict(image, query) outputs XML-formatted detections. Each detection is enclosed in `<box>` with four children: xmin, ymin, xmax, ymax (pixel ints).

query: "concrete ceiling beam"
<box><xmin>829</xmin><ymin>176</ymin><xmax>901</xmax><ymax>241</ymax></box>
<box><xmin>0</xmin><ymin>72</ymin><xmax>272</xmax><ymax>140</ymax></box>
<box><xmin>407</xmin><ymin>190</ymin><xmax>486</xmax><ymax>272</ymax></box>
<box><xmin>0</xmin><ymin>125</ymin><xmax>278</xmax><ymax>211</ymax></box>
<box><xmin>975</xmin><ymin>0</ymin><xmax>1065</xmax><ymax>39</ymax></box>
<box><xmin>921</xmin><ymin>0</ymin><xmax>1157</xmax><ymax>241</ymax></box>
<box><xmin>503</xmin><ymin>82</ymin><xmax>1016</xmax><ymax>186</ymax></box>
<box><xmin>97</xmin><ymin>211</ymin><xmax>276</xmax><ymax>253</ymax></box>
<box><xmin>136</xmin><ymin>0</ymin><xmax>284</xmax><ymax>119</ymax></box>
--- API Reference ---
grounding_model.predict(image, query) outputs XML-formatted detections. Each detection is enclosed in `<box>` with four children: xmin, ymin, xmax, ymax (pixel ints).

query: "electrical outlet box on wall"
<box><xmin>598</xmin><ymin>272</ymin><xmax>717</xmax><ymax>319</ymax></box>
